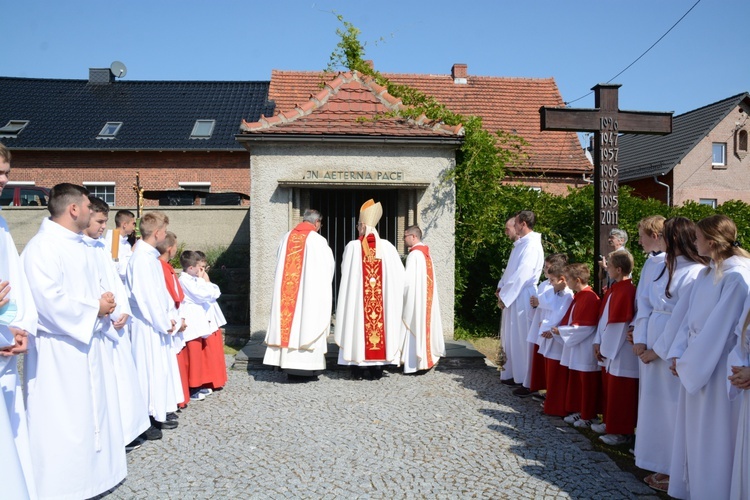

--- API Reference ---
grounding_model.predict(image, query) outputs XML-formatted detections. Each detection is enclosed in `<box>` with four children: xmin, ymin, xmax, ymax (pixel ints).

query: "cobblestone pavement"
<box><xmin>110</xmin><ymin>359</ymin><xmax>657</xmax><ymax>499</ymax></box>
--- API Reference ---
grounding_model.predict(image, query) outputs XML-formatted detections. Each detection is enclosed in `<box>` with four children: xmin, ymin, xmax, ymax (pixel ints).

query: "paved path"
<box><xmin>111</xmin><ymin>359</ymin><xmax>656</xmax><ymax>499</ymax></box>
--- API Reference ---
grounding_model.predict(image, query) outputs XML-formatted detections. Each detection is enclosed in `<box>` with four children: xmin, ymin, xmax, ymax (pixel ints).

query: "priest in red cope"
<box><xmin>335</xmin><ymin>200</ymin><xmax>405</xmax><ymax>379</ymax></box>
<box><xmin>400</xmin><ymin>225</ymin><xmax>445</xmax><ymax>373</ymax></box>
<box><xmin>264</xmin><ymin>209</ymin><xmax>335</xmax><ymax>380</ymax></box>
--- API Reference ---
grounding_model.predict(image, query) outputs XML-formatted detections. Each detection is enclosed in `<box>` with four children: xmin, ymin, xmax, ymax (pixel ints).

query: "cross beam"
<box><xmin>540</xmin><ymin>84</ymin><xmax>672</xmax><ymax>294</ymax></box>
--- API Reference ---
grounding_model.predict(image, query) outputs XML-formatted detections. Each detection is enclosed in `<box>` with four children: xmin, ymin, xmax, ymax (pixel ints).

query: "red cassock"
<box><xmin>544</xmin><ymin>287</ymin><xmax>600</xmax><ymax>417</ymax></box>
<box><xmin>599</xmin><ymin>279</ymin><xmax>638</xmax><ymax>434</ymax></box>
<box><xmin>529</xmin><ymin>344</ymin><xmax>546</xmax><ymax>393</ymax></box>
<box><xmin>160</xmin><ymin>260</ymin><xmax>190</xmax><ymax>407</ymax></box>
<box><xmin>202</xmin><ymin>328</ymin><xmax>227</xmax><ymax>390</ymax></box>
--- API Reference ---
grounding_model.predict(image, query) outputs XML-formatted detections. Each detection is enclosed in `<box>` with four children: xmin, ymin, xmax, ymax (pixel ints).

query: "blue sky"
<box><xmin>5</xmin><ymin>0</ymin><xmax>747</xmax><ymax>119</ymax></box>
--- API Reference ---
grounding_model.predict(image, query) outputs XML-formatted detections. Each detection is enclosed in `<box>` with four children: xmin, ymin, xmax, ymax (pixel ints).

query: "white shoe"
<box><xmin>591</xmin><ymin>422</ymin><xmax>607</xmax><ymax>434</ymax></box>
<box><xmin>563</xmin><ymin>412</ymin><xmax>581</xmax><ymax>424</ymax></box>
<box><xmin>600</xmin><ymin>434</ymin><xmax>629</xmax><ymax>445</ymax></box>
<box><xmin>573</xmin><ymin>418</ymin><xmax>591</xmax><ymax>428</ymax></box>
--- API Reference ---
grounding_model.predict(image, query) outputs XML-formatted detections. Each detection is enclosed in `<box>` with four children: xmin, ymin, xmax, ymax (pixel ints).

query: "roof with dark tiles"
<box><xmin>265</xmin><ymin>68</ymin><xmax>591</xmax><ymax>174</ymax></box>
<box><xmin>0</xmin><ymin>76</ymin><xmax>273</xmax><ymax>150</ymax></box>
<box><xmin>619</xmin><ymin>92</ymin><xmax>750</xmax><ymax>182</ymax></box>
<box><xmin>240</xmin><ymin>71</ymin><xmax>463</xmax><ymax>139</ymax></box>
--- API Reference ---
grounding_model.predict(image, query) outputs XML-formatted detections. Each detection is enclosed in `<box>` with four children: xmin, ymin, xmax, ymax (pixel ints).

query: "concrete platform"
<box><xmin>233</xmin><ymin>331</ymin><xmax>488</xmax><ymax>371</ymax></box>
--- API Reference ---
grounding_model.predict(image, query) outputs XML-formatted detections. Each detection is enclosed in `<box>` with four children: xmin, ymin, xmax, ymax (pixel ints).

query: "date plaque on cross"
<box><xmin>540</xmin><ymin>84</ymin><xmax>672</xmax><ymax>294</ymax></box>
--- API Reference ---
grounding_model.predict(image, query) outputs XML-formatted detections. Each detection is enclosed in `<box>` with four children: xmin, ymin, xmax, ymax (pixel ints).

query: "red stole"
<box><xmin>561</xmin><ymin>286</ymin><xmax>600</xmax><ymax>326</ymax></box>
<box><xmin>160</xmin><ymin>260</ymin><xmax>184</xmax><ymax>309</ymax></box>
<box><xmin>410</xmin><ymin>244</ymin><xmax>435</xmax><ymax>368</ymax></box>
<box><xmin>600</xmin><ymin>279</ymin><xmax>636</xmax><ymax>323</ymax></box>
<box><xmin>361</xmin><ymin>233</ymin><xmax>386</xmax><ymax>360</ymax></box>
<box><xmin>279</xmin><ymin>222</ymin><xmax>316</xmax><ymax>348</ymax></box>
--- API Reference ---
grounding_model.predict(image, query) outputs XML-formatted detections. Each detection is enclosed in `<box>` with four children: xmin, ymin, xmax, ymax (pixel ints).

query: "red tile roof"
<box><xmin>240</xmin><ymin>71</ymin><xmax>462</xmax><ymax>138</ymax></box>
<box><xmin>266</xmin><ymin>69</ymin><xmax>591</xmax><ymax>174</ymax></box>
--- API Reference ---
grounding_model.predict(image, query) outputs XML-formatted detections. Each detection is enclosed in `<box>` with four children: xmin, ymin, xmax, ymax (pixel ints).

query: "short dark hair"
<box><xmin>405</xmin><ymin>225</ymin><xmax>422</xmax><ymax>240</ymax></box>
<box><xmin>156</xmin><ymin>231</ymin><xmax>177</xmax><ymax>254</ymax></box>
<box><xmin>88</xmin><ymin>195</ymin><xmax>109</xmax><ymax>215</ymax></box>
<box><xmin>115</xmin><ymin>210</ymin><xmax>135</xmax><ymax>228</ymax></box>
<box><xmin>608</xmin><ymin>250</ymin><xmax>634</xmax><ymax>276</ymax></box>
<box><xmin>563</xmin><ymin>263</ymin><xmax>590</xmax><ymax>285</ymax></box>
<box><xmin>48</xmin><ymin>183</ymin><xmax>89</xmax><ymax>218</ymax></box>
<box><xmin>545</xmin><ymin>253</ymin><xmax>568</xmax><ymax>277</ymax></box>
<box><xmin>180</xmin><ymin>250</ymin><xmax>202</xmax><ymax>269</ymax></box>
<box><xmin>517</xmin><ymin>210</ymin><xmax>536</xmax><ymax>229</ymax></box>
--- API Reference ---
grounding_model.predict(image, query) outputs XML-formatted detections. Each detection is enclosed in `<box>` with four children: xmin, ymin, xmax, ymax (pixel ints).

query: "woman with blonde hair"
<box><xmin>633</xmin><ymin>217</ymin><xmax>707</xmax><ymax>492</ymax></box>
<box><xmin>665</xmin><ymin>214</ymin><xmax>750</xmax><ymax>499</ymax></box>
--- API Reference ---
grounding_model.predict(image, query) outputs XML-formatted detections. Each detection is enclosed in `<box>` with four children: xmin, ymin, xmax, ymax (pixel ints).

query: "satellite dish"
<box><xmin>110</xmin><ymin>61</ymin><xmax>127</xmax><ymax>79</ymax></box>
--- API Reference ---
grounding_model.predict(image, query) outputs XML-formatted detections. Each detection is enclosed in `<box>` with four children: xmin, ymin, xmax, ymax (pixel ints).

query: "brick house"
<box><xmin>620</xmin><ymin>92</ymin><xmax>750</xmax><ymax>207</ymax></box>
<box><xmin>0</xmin><ymin>68</ymin><xmax>273</xmax><ymax>206</ymax></box>
<box><xmin>1</xmin><ymin>64</ymin><xmax>588</xmax><ymax>206</ymax></box>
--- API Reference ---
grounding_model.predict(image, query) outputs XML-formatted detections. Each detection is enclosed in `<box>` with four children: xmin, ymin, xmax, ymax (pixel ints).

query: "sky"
<box><xmin>4</xmin><ymin>0</ymin><xmax>748</xmax><ymax>123</ymax></box>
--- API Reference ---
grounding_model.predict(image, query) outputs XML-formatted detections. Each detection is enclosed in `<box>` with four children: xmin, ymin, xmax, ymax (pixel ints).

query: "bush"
<box><xmin>455</xmin><ymin>184</ymin><xmax>749</xmax><ymax>336</ymax></box>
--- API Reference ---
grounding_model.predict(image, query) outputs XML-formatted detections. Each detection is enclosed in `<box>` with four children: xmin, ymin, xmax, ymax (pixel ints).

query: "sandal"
<box><xmin>644</xmin><ymin>473</ymin><xmax>669</xmax><ymax>492</ymax></box>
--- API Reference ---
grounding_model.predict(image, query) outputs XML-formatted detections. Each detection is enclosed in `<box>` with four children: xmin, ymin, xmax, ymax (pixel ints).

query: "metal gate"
<box><xmin>297</xmin><ymin>188</ymin><xmax>410</xmax><ymax>309</ymax></box>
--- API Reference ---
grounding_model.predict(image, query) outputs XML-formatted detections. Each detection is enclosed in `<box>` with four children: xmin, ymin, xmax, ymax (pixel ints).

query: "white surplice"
<box><xmin>335</xmin><ymin>230</ymin><xmax>405</xmax><ymax>366</ymax></box>
<box><xmin>103</xmin><ymin>229</ymin><xmax>133</xmax><ymax>284</ymax></box>
<box><xmin>0</xmin><ymin>212</ymin><xmax>37</xmax><ymax>499</ymax></box>
<box><xmin>400</xmin><ymin>243</ymin><xmax>445</xmax><ymax>373</ymax></box>
<box><xmin>727</xmin><ymin>299</ymin><xmax>750</xmax><ymax>500</ymax></box>
<box><xmin>84</xmin><ymin>235</ymin><xmax>150</xmax><ymax>445</ymax></box>
<box><xmin>127</xmin><ymin>240</ymin><xmax>181</xmax><ymax>423</ymax></box>
<box><xmin>633</xmin><ymin>256</ymin><xmax>704</xmax><ymax>475</ymax></box>
<box><xmin>21</xmin><ymin>218</ymin><xmax>126</xmax><ymax>500</ymax></box>
<box><xmin>178</xmin><ymin>273</ymin><xmax>216</xmax><ymax>343</ymax></box>
<box><xmin>264</xmin><ymin>226</ymin><xmax>335</xmax><ymax>372</ymax></box>
<box><xmin>497</xmin><ymin>231</ymin><xmax>544</xmax><ymax>383</ymax></box>
<box><xmin>665</xmin><ymin>256</ymin><xmax>750</xmax><ymax>499</ymax></box>
<box><xmin>535</xmin><ymin>286</ymin><xmax>574</xmax><ymax>361</ymax></box>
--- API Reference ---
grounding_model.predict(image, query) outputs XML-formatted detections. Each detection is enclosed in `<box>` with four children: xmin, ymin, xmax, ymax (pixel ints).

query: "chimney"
<box><xmin>451</xmin><ymin>63</ymin><xmax>468</xmax><ymax>84</ymax></box>
<box><xmin>88</xmin><ymin>68</ymin><xmax>114</xmax><ymax>85</ymax></box>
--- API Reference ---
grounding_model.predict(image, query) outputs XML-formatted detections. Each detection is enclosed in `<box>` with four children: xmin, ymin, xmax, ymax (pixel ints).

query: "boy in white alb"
<box><xmin>104</xmin><ymin>209</ymin><xmax>136</xmax><ymax>283</ymax></box>
<box><xmin>178</xmin><ymin>250</ymin><xmax>216</xmax><ymax>400</ymax></box>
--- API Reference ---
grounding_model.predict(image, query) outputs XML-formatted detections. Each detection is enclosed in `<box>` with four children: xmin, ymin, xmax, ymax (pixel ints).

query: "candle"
<box><xmin>111</xmin><ymin>229</ymin><xmax>120</xmax><ymax>261</ymax></box>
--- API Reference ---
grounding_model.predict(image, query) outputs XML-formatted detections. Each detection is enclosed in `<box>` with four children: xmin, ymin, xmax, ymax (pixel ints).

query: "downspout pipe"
<box><xmin>654</xmin><ymin>174</ymin><xmax>671</xmax><ymax>206</ymax></box>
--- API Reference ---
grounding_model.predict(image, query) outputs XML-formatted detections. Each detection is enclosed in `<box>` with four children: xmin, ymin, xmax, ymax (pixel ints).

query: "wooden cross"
<box><xmin>540</xmin><ymin>84</ymin><xmax>672</xmax><ymax>294</ymax></box>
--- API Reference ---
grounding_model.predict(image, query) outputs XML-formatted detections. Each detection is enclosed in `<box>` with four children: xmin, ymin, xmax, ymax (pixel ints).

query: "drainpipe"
<box><xmin>653</xmin><ymin>174</ymin><xmax>670</xmax><ymax>206</ymax></box>
<box><xmin>582</xmin><ymin>173</ymin><xmax>594</xmax><ymax>184</ymax></box>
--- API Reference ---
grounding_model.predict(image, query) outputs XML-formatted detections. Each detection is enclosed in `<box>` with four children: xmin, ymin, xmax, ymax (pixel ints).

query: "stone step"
<box><xmin>232</xmin><ymin>330</ymin><xmax>488</xmax><ymax>371</ymax></box>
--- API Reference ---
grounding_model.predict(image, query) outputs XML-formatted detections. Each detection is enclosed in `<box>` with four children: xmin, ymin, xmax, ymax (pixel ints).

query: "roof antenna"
<box><xmin>110</xmin><ymin>61</ymin><xmax>127</xmax><ymax>79</ymax></box>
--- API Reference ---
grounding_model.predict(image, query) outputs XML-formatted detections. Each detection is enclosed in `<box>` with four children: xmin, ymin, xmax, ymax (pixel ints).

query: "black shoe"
<box><xmin>512</xmin><ymin>387</ymin><xmax>533</xmax><ymax>398</ymax></box>
<box><xmin>126</xmin><ymin>437</ymin><xmax>145</xmax><ymax>452</ymax></box>
<box><xmin>141</xmin><ymin>425</ymin><xmax>163</xmax><ymax>441</ymax></box>
<box><xmin>157</xmin><ymin>419</ymin><xmax>178</xmax><ymax>430</ymax></box>
<box><xmin>371</xmin><ymin>367</ymin><xmax>384</xmax><ymax>380</ymax></box>
<box><xmin>501</xmin><ymin>378</ymin><xmax>519</xmax><ymax>386</ymax></box>
<box><xmin>166</xmin><ymin>412</ymin><xmax>179</xmax><ymax>421</ymax></box>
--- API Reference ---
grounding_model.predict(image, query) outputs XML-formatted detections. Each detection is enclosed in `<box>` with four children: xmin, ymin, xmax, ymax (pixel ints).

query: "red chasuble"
<box><xmin>410</xmin><ymin>244</ymin><xmax>435</xmax><ymax>368</ymax></box>
<box><xmin>361</xmin><ymin>234</ymin><xmax>386</xmax><ymax>360</ymax></box>
<box><xmin>278</xmin><ymin>222</ymin><xmax>317</xmax><ymax>348</ymax></box>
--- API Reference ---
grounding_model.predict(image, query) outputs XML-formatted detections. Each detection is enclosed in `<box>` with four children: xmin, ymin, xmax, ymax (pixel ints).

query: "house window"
<box><xmin>736</xmin><ymin>129</ymin><xmax>748</xmax><ymax>160</ymax></box>
<box><xmin>0</xmin><ymin>120</ymin><xmax>30</xmax><ymax>137</ymax></box>
<box><xmin>190</xmin><ymin>120</ymin><xmax>215</xmax><ymax>139</ymax></box>
<box><xmin>712</xmin><ymin>143</ymin><xmax>726</xmax><ymax>166</ymax></box>
<box><xmin>97</xmin><ymin>122</ymin><xmax>122</xmax><ymax>139</ymax></box>
<box><xmin>84</xmin><ymin>182</ymin><xmax>116</xmax><ymax>205</ymax></box>
<box><xmin>179</xmin><ymin>182</ymin><xmax>210</xmax><ymax>205</ymax></box>
<box><xmin>699</xmin><ymin>198</ymin><xmax>717</xmax><ymax>209</ymax></box>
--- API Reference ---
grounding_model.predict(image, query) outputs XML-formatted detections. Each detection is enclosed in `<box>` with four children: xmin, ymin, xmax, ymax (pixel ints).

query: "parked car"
<box><xmin>0</xmin><ymin>185</ymin><xmax>50</xmax><ymax>206</ymax></box>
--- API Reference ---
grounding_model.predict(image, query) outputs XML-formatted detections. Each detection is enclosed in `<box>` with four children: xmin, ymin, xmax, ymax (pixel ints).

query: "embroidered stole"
<box><xmin>279</xmin><ymin>222</ymin><xmax>316</xmax><ymax>348</ymax></box>
<box><xmin>361</xmin><ymin>234</ymin><xmax>386</xmax><ymax>360</ymax></box>
<box><xmin>410</xmin><ymin>245</ymin><xmax>435</xmax><ymax>368</ymax></box>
